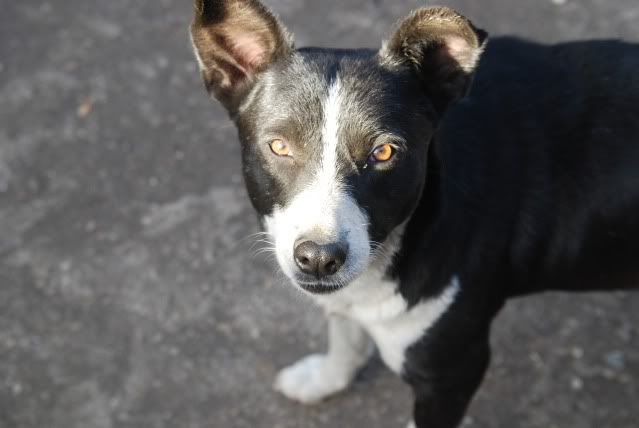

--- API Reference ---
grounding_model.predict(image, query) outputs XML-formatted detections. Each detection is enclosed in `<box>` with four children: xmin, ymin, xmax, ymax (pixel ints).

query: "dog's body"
<box><xmin>191</xmin><ymin>1</ymin><xmax>639</xmax><ymax>427</ymax></box>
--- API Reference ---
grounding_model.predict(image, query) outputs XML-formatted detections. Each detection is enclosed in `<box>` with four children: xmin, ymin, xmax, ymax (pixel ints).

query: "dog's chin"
<box><xmin>295</xmin><ymin>280</ymin><xmax>344</xmax><ymax>295</ymax></box>
<box><xmin>291</xmin><ymin>267</ymin><xmax>365</xmax><ymax>295</ymax></box>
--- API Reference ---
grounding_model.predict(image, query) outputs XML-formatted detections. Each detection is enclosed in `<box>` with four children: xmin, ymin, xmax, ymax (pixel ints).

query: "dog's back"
<box><xmin>429</xmin><ymin>38</ymin><xmax>639</xmax><ymax>296</ymax></box>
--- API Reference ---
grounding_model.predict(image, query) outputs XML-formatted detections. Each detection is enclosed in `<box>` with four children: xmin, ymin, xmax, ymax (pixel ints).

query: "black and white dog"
<box><xmin>190</xmin><ymin>1</ymin><xmax>639</xmax><ymax>426</ymax></box>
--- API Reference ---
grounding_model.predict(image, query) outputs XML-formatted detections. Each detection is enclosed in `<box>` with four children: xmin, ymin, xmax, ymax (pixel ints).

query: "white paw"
<box><xmin>406</xmin><ymin>421</ymin><xmax>416</xmax><ymax>428</ymax></box>
<box><xmin>273</xmin><ymin>354</ymin><xmax>350</xmax><ymax>404</ymax></box>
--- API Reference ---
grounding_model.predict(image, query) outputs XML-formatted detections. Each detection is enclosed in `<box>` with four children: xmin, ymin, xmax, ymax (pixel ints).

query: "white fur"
<box><xmin>274</xmin><ymin>314</ymin><xmax>372</xmax><ymax>403</ymax></box>
<box><xmin>263</xmin><ymin>189</ymin><xmax>370</xmax><ymax>285</ymax></box>
<box><xmin>316</xmin><ymin>243</ymin><xmax>461</xmax><ymax>375</ymax></box>
<box><xmin>274</xmin><ymin>354</ymin><xmax>341</xmax><ymax>404</ymax></box>
<box><xmin>320</xmin><ymin>76</ymin><xmax>341</xmax><ymax>189</ymax></box>
<box><xmin>264</xmin><ymin>76</ymin><xmax>371</xmax><ymax>286</ymax></box>
<box><xmin>358</xmin><ymin>277</ymin><xmax>460</xmax><ymax>373</ymax></box>
<box><xmin>189</xmin><ymin>31</ymin><xmax>206</xmax><ymax>71</ymax></box>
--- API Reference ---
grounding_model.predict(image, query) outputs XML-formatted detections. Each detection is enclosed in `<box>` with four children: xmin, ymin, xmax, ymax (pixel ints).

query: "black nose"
<box><xmin>294</xmin><ymin>240</ymin><xmax>347</xmax><ymax>279</ymax></box>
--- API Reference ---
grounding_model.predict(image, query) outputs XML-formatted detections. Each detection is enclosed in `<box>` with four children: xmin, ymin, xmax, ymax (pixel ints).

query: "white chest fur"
<box><xmin>317</xmin><ymin>270</ymin><xmax>461</xmax><ymax>374</ymax></box>
<box><xmin>359</xmin><ymin>279</ymin><xmax>460</xmax><ymax>373</ymax></box>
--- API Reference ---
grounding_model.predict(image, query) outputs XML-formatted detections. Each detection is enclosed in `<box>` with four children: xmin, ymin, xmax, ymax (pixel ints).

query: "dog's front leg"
<box><xmin>274</xmin><ymin>313</ymin><xmax>373</xmax><ymax>404</ymax></box>
<box><xmin>408</xmin><ymin>332</ymin><xmax>492</xmax><ymax>428</ymax></box>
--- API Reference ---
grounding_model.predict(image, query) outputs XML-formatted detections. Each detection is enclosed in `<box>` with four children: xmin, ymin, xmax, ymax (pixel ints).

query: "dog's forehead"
<box><xmin>252</xmin><ymin>51</ymin><xmax>407</xmax><ymax>151</ymax></box>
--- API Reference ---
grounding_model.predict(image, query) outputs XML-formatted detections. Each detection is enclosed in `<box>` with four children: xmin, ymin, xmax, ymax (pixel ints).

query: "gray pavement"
<box><xmin>1</xmin><ymin>1</ymin><xmax>638</xmax><ymax>427</ymax></box>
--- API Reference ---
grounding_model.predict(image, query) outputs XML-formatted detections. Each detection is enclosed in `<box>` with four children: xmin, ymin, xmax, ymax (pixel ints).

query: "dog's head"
<box><xmin>191</xmin><ymin>0</ymin><xmax>486</xmax><ymax>294</ymax></box>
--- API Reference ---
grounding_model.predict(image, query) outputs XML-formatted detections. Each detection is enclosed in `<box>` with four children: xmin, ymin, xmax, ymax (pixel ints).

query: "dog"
<box><xmin>190</xmin><ymin>1</ymin><xmax>639</xmax><ymax>426</ymax></box>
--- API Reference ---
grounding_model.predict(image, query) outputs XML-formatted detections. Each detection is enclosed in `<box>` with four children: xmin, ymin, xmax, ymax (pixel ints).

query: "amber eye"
<box><xmin>369</xmin><ymin>143</ymin><xmax>395</xmax><ymax>163</ymax></box>
<box><xmin>269</xmin><ymin>139</ymin><xmax>291</xmax><ymax>157</ymax></box>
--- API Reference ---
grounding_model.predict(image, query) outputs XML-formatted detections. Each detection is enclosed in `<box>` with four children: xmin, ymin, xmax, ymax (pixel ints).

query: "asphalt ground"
<box><xmin>1</xmin><ymin>1</ymin><xmax>638</xmax><ymax>427</ymax></box>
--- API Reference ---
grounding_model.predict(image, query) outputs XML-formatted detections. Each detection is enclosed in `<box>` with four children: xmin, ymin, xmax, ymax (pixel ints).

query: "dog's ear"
<box><xmin>380</xmin><ymin>7</ymin><xmax>487</xmax><ymax>113</ymax></box>
<box><xmin>190</xmin><ymin>0</ymin><xmax>293</xmax><ymax>112</ymax></box>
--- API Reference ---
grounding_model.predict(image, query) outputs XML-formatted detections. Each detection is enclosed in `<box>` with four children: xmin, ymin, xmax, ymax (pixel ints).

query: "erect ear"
<box><xmin>380</xmin><ymin>7</ymin><xmax>487</xmax><ymax>114</ymax></box>
<box><xmin>190</xmin><ymin>0</ymin><xmax>293</xmax><ymax>113</ymax></box>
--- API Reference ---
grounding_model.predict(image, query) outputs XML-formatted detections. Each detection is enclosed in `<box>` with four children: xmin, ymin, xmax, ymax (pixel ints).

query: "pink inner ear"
<box><xmin>443</xmin><ymin>35</ymin><xmax>479</xmax><ymax>71</ymax></box>
<box><xmin>444</xmin><ymin>36</ymin><xmax>471</xmax><ymax>59</ymax></box>
<box><xmin>230</xmin><ymin>32</ymin><xmax>267</xmax><ymax>71</ymax></box>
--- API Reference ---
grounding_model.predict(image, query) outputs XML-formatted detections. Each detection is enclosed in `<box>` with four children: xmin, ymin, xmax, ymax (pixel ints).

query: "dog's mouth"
<box><xmin>296</xmin><ymin>281</ymin><xmax>344</xmax><ymax>295</ymax></box>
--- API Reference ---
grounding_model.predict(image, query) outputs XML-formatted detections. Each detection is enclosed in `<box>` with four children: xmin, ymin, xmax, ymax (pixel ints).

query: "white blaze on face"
<box><xmin>319</xmin><ymin>75</ymin><xmax>341</xmax><ymax>194</ymax></box>
<box><xmin>264</xmin><ymin>76</ymin><xmax>371</xmax><ymax>284</ymax></box>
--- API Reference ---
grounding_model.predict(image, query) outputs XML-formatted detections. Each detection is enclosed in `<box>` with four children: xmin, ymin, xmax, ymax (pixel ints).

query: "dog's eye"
<box><xmin>269</xmin><ymin>139</ymin><xmax>291</xmax><ymax>157</ymax></box>
<box><xmin>369</xmin><ymin>143</ymin><xmax>395</xmax><ymax>163</ymax></box>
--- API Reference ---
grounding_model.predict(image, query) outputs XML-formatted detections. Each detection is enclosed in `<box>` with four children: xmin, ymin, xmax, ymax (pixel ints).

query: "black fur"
<box><xmin>394</xmin><ymin>37</ymin><xmax>639</xmax><ymax>427</ymax></box>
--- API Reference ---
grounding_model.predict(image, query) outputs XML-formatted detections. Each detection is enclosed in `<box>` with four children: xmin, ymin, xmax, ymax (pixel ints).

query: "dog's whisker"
<box><xmin>239</xmin><ymin>231</ymin><xmax>271</xmax><ymax>244</ymax></box>
<box><xmin>252</xmin><ymin>247</ymin><xmax>277</xmax><ymax>257</ymax></box>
